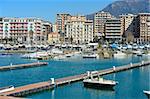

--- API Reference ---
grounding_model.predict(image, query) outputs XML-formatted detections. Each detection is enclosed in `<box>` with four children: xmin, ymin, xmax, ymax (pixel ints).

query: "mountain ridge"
<box><xmin>86</xmin><ymin>0</ymin><xmax>150</xmax><ymax>20</ymax></box>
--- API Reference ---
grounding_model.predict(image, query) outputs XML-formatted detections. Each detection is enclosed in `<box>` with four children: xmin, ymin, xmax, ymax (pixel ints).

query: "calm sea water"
<box><xmin>0</xmin><ymin>54</ymin><xmax>149</xmax><ymax>99</ymax></box>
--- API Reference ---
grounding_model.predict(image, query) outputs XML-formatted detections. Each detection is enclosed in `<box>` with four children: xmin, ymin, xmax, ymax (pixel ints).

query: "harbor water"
<box><xmin>0</xmin><ymin>54</ymin><xmax>149</xmax><ymax>99</ymax></box>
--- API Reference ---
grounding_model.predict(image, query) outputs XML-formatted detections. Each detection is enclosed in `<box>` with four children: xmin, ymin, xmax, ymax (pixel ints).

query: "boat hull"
<box><xmin>83</xmin><ymin>56</ymin><xmax>97</xmax><ymax>59</ymax></box>
<box><xmin>145</xmin><ymin>94</ymin><xmax>150</xmax><ymax>98</ymax></box>
<box><xmin>83</xmin><ymin>82</ymin><xmax>115</xmax><ymax>90</ymax></box>
<box><xmin>144</xmin><ymin>91</ymin><xmax>150</xmax><ymax>98</ymax></box>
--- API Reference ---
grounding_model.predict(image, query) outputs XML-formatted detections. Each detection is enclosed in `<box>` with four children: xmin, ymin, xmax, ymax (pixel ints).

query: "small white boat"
<box><xmin>53</xmin><ymin>55</ymin><xmax>66</xmax><ymax>60</ymax></box>
<box><xmin>132</xmin><ymin>50</ymin><xmax>144</xmax><ymax>56</ymax></box>
<box><xmin>145</xmin><ymin>44</ymin><xmax>150</xmax><ymax>49</ymax></box>
<box><xmin>143</xmin><ymin>90</ymin><xmax>150</xmax><ymax>97</ymax></box>
<box><xmin>127</xmin><ymin>45</ymin><xmax>132</xmax><ymax>49</ymax></box>
<box><xmin>132</xmin><ymin>44</ymin><xmax>138</xmax><ymax>50</ymax></box>
<box><xmin>139</xmin><ymin>45</ymin><xmax>145</xmax><ymax>49</ymax></box>
<box><xmin>136</xmin><ymin>53</ymin><xmax>143</xmax><ymax>57</ymax></box>
<box><xmin>114</xmin><ymin>51</ymin><xmax>126</xmax><ymax>58</ymax></box>
<box><xmin>65</xmin><ymin>53</ymin><xmax>73</xmax><ymax>58</ymax></box>
<box><xmin>0</xmin><ymin>85</ymin><xmax>14</xmax><ymax>93</ymax></box>
<box><xmin>83</xmin><ymin>77</ymin><xmax>118</xmax><ymax>90</ymax></box>
<box><xmin>22</xmin><ymin>51</ymin><xmax>49</xmax><ymax>59</ymax></box>
<box><xmin>51</xmin><ymin>48</ymin><xmax>63</xmax><ymax>54</ymax></box>
<box><xmin>82</xmin><ymin>53</ymin><xmax>99</xmax><ymax>59</ymax></box>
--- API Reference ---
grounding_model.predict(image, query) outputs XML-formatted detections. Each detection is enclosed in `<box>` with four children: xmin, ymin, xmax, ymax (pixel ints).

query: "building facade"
<box><xmin>48</xmin><ymin>32</ymin><xmax>60</xmax><ymax>44</ymax></box>
<box><xmin>56</xmin><ymin>14</ymin><xmax>71</xmax><ymax>36</ymax></box>
<box><xmin>104</xmin><ymin>18</ymin><xmax>122</xmax><ymax>41</ymax></box>
<box><xmin>94</xmin><ymin>11</ymin><xmax>112</xmax><ymax>37</ymax></box>
<box><xmin>120</xmin><ymin>14</ymin><xmax>138</xmax><ymax>39</ymax></box>
<box><xmin>52</xmin><ymin>24</ymin><xmax>57</xmax><ymax>33</ymax></box>
<box><xmin>136</xmin><ymin>13</ymin><xmax>150</xmax><ymax>43</ymax></box>
<box><xmin>65</xmin><ymin>15</ymin><xmax>93</xmax><ymax>44</ymax></box>
<box><xmin>0</xmin><ymin>17</ymin><xmax>52</xmax><ymax>44</ymax></box>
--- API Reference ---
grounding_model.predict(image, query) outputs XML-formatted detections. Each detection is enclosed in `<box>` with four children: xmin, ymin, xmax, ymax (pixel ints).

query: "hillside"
<box><xmin>86</xmin><ymin>0</ymin><xmax>150</xmax><ymax>20</ymax></box>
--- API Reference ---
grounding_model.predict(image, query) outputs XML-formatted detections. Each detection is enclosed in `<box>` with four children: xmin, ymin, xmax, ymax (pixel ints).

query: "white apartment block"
<box><xmin>94</xmin><ymin>11</ymin><xmax>112</xmax><ymax>37</ymax></box>
<box><xmin>105</xmin><ymin>18</ymin><xmax>122</xmax><ymax>41</ymax></box>
<box><xmin>0</xmin><ymin>17</ymin><xmax>52</xmax><ymax>44</ymax></box>
<box><xmin>65</xmin><ymin>15</ymin><xmax>93</xmax><ymax>44</ymax></box>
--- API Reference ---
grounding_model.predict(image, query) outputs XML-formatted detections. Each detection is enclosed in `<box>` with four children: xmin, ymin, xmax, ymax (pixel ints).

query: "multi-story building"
<box><xmin>94</xmin><ymin>11</ymin><xmax>112</xmax><ymax>37</ymax></box>
<box><xmin>65</xmin><ymin>15</ymin><xmax>93</xmax><ymax>44</ymax></box>
<box><xmin>56</xmin><ymin>14</ymin><xmax>71</xmax><ymax>36</ymax></box>
<box><xmin>48</xmin><ymin>32</ymin><xmax>60</xmax><ymax>44</ymax></box>
<box><xmin>104</xmin><ymin>18</ymin><xmax>122</xmax><ymax>41</ymax></box>
<box><xmin>52</xmin><ymin>24</ymin><xmax>57</xmax><ymax>33</ymax></box>
<box><xmin>42</xmin><ymin>21</ymin><xmax>52</xmax><ymax>43</ymax></box>
<box><xmin>136</xmin><ymin>13</ymin><xmax>150</xmax><ymax>43</ymax></box>
<box><xmin>120</xmin><ymin>14</ymin><xmax>137</xmax><ymax>37</ymax></box>
<box><xmin>0</xmin><ymin>18</ymin><xmax>3</xmax><ymax>42</ymax></box>
<box><xmin>0</xmin><ymin>17</ymin><xmax>52</xmax><ymax>44</ymax></box>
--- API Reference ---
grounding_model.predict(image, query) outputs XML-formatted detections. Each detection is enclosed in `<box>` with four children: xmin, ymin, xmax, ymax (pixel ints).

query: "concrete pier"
<box><xmin>0</xmin><ymin>62</ymin><xmax>48</xmax><ymax>71</ymax></box>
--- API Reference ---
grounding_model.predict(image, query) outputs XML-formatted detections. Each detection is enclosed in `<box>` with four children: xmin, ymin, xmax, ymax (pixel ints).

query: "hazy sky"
<box><xmin>0</xmin><ymin>0</ymin><xmax>115</xmax><ymax>23</ymax></box>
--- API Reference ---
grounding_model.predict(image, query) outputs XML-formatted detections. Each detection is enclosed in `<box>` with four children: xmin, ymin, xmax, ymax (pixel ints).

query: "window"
<box><xmin>4</xmin><ymin>19</ymin><xmax>9</xmax><ymax>22</ymax></box>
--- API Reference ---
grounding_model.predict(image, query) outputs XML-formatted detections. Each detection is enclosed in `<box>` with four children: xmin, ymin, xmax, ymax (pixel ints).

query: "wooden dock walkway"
<box><xmin>0</xmin><ymin>62</ymin><xmax>48</xmax><ymax>71</ymax></box>
<box><xmin>0</xmin><ymin>61</ymin><xmax>150</xmax><ymax>97</ymax></box>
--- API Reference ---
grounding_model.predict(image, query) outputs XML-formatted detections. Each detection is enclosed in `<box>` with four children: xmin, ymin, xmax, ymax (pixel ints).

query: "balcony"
<box><xmin>105</xmin><ymin>24</ymin><xmax>121</xmax><ymax>26</ymax></box>
<box><xmin>106</xmin><ymin>30</ymin><xmax>121</xmax><ymax>32</ymax></box>
<box><xmin>105</xmin><ymin>36</ymin><xmax>122</xmax><ymax>38</ymax></box>
<box><xmin>10</xmin><ymin>28</ymin><xmax>28</xmax><ymax>30</ymax></box>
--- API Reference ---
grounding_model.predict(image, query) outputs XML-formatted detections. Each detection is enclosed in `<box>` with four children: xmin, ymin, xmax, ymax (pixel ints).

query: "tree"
<box><xmin>60</xmin><ymin>37</ymin><xmax>64</xmax><ymax>44</ymax></box>
<box><xmin>3</xmin><ymin>37</ymin><xmax>9</xmax><ymax>44</ymax></box>
<box><xmin>93</xmin><ymin>36</ymin><xmax>98</xmax><ymax>43</ymax></box>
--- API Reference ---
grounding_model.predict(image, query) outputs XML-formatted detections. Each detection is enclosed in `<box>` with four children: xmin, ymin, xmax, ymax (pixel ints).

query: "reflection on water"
<box><xmin>51</xmin><ymin>89</ymin><xmax>55</xmax><ymax>99</ymax></box>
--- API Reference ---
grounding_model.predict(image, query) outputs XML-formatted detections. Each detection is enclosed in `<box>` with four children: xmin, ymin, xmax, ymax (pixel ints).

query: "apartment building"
<box><xmin>52</xmin><ymin>24</ymin><xmax>57</xmax><ymax>33</ymax></box>
<box><xmin>0</xmin><ymin>17</ymin><xmax>52</xmax><ymax>44</ymax></box>
<box><xmin>48</xmin><ymin>32</ymin><xmax>60</xmax><ymax>44</ymax></box>
<box><xmin>104</xmin><ymin>18</ymin><xmax>122</xmax><ymax>41</ymax></box>
<box><xmin>136</xmin><ymin>13</ymin><xmax>150</xmax><ymax>42</ymax></box>
<box><xmin>65</xmin><ymin>15</ymin><xmax>93</xmax><ymax>44</ymax></box>
<box><xmin>94</xmin><ymin>11</ymin><xmax>112</xmax><ymax>37</ymax></box>
<box><xmin>56</xmin><ymin>14</ymin><xmax>71</xmax><ymax>36</ymax></box>
<box><xmin>120</xmin><ymin>14</ymin><xmax>138</xmax><ymax>38</ymax></box>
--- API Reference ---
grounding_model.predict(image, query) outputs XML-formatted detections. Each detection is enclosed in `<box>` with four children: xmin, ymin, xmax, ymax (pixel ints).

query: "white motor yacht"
<box><xmin>53</xmin><ymin>55</ymin><xmax>66</xmax><ymax>60</ymax></box>
<box><xmin>22</xmin><ymin>51</ymin><xmax>49</xmax><ymax>59</ymax></box>
<box><xmin>83</xmin><ymin>72</ymin><xmax>118</xmax><ymax>90</ymax></box>
<box><xmin>83</xmin><ymin>77</ymin><xmax>118</xmax><ymax>89</ymax></box>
